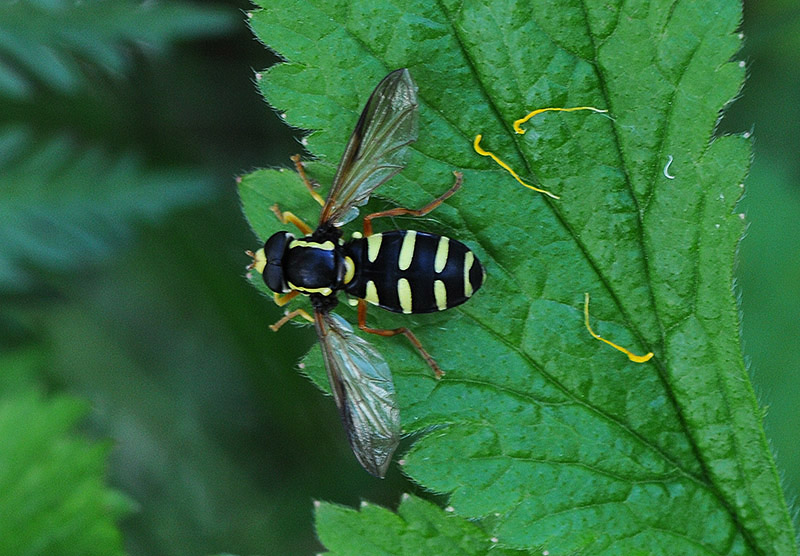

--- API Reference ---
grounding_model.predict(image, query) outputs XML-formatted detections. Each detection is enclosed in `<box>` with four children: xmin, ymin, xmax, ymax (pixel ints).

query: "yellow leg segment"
<box><xmin>271</xmin><ymin>204</ymin><xmax>313</xmax><ymax>236</ymax></box>
<box><xmin>274</xmin><ymin>290</ymin><xmax>300</xmax><ymax>307</ymax></box>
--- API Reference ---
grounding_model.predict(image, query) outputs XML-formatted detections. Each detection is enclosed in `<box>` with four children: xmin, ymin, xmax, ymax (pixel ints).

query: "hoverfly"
<box><xmin>248</xmin><ymin>69</ymin><xmax>485</xmax><ymax>477</ymax></box>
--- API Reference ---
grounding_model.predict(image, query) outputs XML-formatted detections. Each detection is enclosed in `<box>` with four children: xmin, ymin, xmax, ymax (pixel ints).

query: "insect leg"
<box><xmin>270</xmin><ymin>154</ymin><xmax>328</xmax><ymax>234</ymax></box>
<box><xmin>290</xmin><ymin>154</ymin><xmax>325</xmax><ymax>206</ymax></box>
<box><xmin>270</xmin><ymin>307</ymin><xmax>314</xmax><ymax>332</ymax></box>
<box><xmin>362</xmin><ymin>171</ymin><xmax>463</xmax><ymax>236</ymax></box>
<box><xmin>244</xmin><ymin>250</ymin><xmax>259</xmax><ymax>270</ymax></box>
<box><xmin>274</xmin><ymin>290</ymin><xmax>300</xmax><ymax>306</ymax></box>
<box><xmin>271</xmin><ymin>204</ymin><xmax>314</xmax><ymax>236</ymax></box>
<box><xmin>357</xmin><ymin>299</ymin><xmax>443</xmax><ymax>378</ymax></box>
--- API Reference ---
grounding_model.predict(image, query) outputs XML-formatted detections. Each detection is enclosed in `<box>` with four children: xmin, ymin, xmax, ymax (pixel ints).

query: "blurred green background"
<box><xmin>0</xmin><ymin>1</ymin><xmax>797</xmax><ymax>554</ymax></box>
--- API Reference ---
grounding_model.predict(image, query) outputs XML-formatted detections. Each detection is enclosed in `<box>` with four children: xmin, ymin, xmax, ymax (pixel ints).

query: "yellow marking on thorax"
<box><xmin>464</xmin><ymin>252</ymin><xmax>475</xmax><ymax>297</ymax></box>
<box><xmin>367</xmin><ymin>234</ymin><xmax>383</xmax><ymax>263</ymax></box>
<box><xmin>364</xmin><ymin>280</ymin><xmax>380</xmax><ymax>305</ymax></box>
<box><xmin>434</xmin><ymin>280</ymin><xmax>447</xmax><ymax>311</ymax></box>
<box><xmin>289</xmin><ymin>239</ymin><xmax>335</xmax><ymax>251</ymax></box>
<box><xmin>343</xmin><ymin>256</ymin><xmax>355</xmax><ymax>285</ymax></box>
<box><xmin>287</xmin><ymin>282</ymin><xmax>333</xmax><ymax>297</ymax></box>
<box><xmin>397</xmin><ymin>278</ymin><xmax>413</xmax><ymax>314</ymax></box>
<box><xmin>434</xmin><ymin>237</ymin><xmax>449</xmax><ymax>273</ymax></box>
<box><xmin>398</xmin><ymin>231</ymin><xmax>416</xmax><ymax>271</ymax></box>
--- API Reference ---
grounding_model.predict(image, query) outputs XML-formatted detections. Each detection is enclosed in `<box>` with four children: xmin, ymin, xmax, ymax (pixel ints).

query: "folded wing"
<box><xmin>321</xmin><ymin>68</ymin><xmax>419</xmax><ymax>226</ymax></box>
<box><xmin>313</xmin><ymin>310</ymin><xmax>400</xmax><ymax>477</ymax></box>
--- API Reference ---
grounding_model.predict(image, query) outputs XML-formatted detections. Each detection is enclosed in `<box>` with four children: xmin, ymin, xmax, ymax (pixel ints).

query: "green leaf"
<box><xmin>241</xmin><ymin>1</ymin><xmax>796</xmax><ymax>554</ymax></box>
<box><xmin>0</xmin><ymin>351</ymin><xmax>129</xmax><ymax>556</ymax></box>
<box><xmin>0</xmin><ymin>0</ymin><xmax>235</xmax><ymax>98</ymax></box>
<box><xmin>0</xmin><ymin>127</ymin><xmax>214</xmax><ymax>291</ymax></box>
<box><xmin>316</xmin><ymin>494</ymin><xmax>521</xmax><ymax>555</ymax></box>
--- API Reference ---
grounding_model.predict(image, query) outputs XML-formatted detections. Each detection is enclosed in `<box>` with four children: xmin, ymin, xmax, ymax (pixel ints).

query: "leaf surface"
<box><xmin>241</xmin><ymin>1</ymin><xmax>796</xmax><ymax>553</ymax></box>
<box><xmin>316</xmin><ymin>495</ymin><xmax>520</xmax><ymax>555</ymax></box>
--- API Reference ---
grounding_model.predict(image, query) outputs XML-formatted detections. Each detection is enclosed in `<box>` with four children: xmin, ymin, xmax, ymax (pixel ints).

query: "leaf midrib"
<box><xmin>434</xmin><ymin>3</ymin><xmax>758</xmax><ymax>543</ymax></box>
<box><xmin>572</xmin><ymin>4</ymin><xmax>762</xmax><ymax>549</ymax></box>
<box><xmin>432</xmin><ymin>0</ymin><xmax>710</xmax><ymax>473</ymax></box>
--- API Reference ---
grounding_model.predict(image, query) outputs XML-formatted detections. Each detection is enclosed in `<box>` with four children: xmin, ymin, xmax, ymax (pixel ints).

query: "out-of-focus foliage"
<box><xmin>0</xmin><ymin>0</ymin><xmax>233</xmax><ymax>292</ymax></box>
<box><xmin>0</xmin><ymin>351</ymin><xmax>130</xmax><ymax>556</ymax></box>
<box><xmin>0</xmin><ymin>0</ymin><xmax>232</xmax><ymax>97</ymax></box>
<box><xmin>1</xmin><ymin>0</ymin><xmax>401</xmax><ymax>554</ymax></box>
<box><xmin>0</xmin><ymin>128</ymin><xmax>214</xmax><ymax>290</ymax></box>
<box><xmin>0</xmin><ymin>0</ymin><xmax>797</xmax><ymax>555</ymax></box>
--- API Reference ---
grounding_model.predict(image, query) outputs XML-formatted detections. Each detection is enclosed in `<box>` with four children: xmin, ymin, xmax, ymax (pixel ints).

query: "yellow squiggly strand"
<box><xmin>513</xmin><ymin>106</ymin><xmax>608</xmax><ymax>134</ymax></box>
<box><xmin>472</xmin><ymin>135</ymin><xmax>560</xmax><ymax>199</ymax></box>
<box><xmin>583</xmin><ymin>292</ymin><xmax>653</xmax><ymax>363</ymax></box>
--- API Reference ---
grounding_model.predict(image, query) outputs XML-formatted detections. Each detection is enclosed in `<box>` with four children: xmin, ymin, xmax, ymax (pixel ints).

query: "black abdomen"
<box><xmin>344</xmin><ymin>230</ymin><xmax>484</xmax><ymax>314</ymax></box>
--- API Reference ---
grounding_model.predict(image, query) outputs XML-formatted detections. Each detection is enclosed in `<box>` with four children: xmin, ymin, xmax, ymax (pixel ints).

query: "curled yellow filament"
<box><xmin>513</xmin><ymin>106</ymin><xmax>608</xmax><ymax>134</ymax></box>
<box><xmin>472</xmin><ymin>135</ymin><xmax>559</xmax><ymax>199</ymax></box>
<box><xmin>584</xmin><ymin>292</ymin><xmax>653</xmax><ymax>363</ymax></box>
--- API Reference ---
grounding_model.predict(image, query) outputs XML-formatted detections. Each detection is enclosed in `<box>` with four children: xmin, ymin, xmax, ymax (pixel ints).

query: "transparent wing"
<box><xmin>313</xmin><ymin>310</ymin><xmax>400</xmax><ymax>477</ymax></box>
<box><xmin>320</xmin><ymin>68</ymin><xmax>419</xmax><ymax>226</ymax></box>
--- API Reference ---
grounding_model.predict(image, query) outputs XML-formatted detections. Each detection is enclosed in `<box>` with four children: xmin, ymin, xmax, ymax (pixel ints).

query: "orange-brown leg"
<box><xmin>363</xmin><ymin>171</ymin><xmax>463</xmax><ymax>236</ymax></box>
<box><xmin>357</xmin><ymin>299</ymin><xmax>443</xmax><ymax>378</ymax></box>
<box><xmin>273</xmin><ymin>290</ymin><xmax>300</xmax><ymax>307</ymax></box>
<box><xmin>290</xmin><ymin>154</ymin><xmax>325</xmax><ymax>207</ymax></box>
<box><xmin>270</xmin><ymin>307</ymin><xmax>314</xmax><ymax>332</ymax></box>
<box><xmin>269</xmin><ymin>155</ymin><xmax>324</xmax><ymax>235</ymax></box>
<box><xmin>271</xmin><ymin>204</ymin><xmax>313</xmax><ymax>236</ymax></box>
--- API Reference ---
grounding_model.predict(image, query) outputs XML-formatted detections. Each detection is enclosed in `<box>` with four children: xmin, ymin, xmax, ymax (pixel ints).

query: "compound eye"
<box><xmin>264</xmin><ymin>263</ymin><xmax>289</xmax><ymax>293</ymax></box>
<box><xmin>262</xmin><ymin>231</ymin><xmax>293</xmax><ymax>293</ymax></box>
<box><xmin>264</xmin><ymin>231</ymin><xmax>294</xmax><ymax>262</ymax></box>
